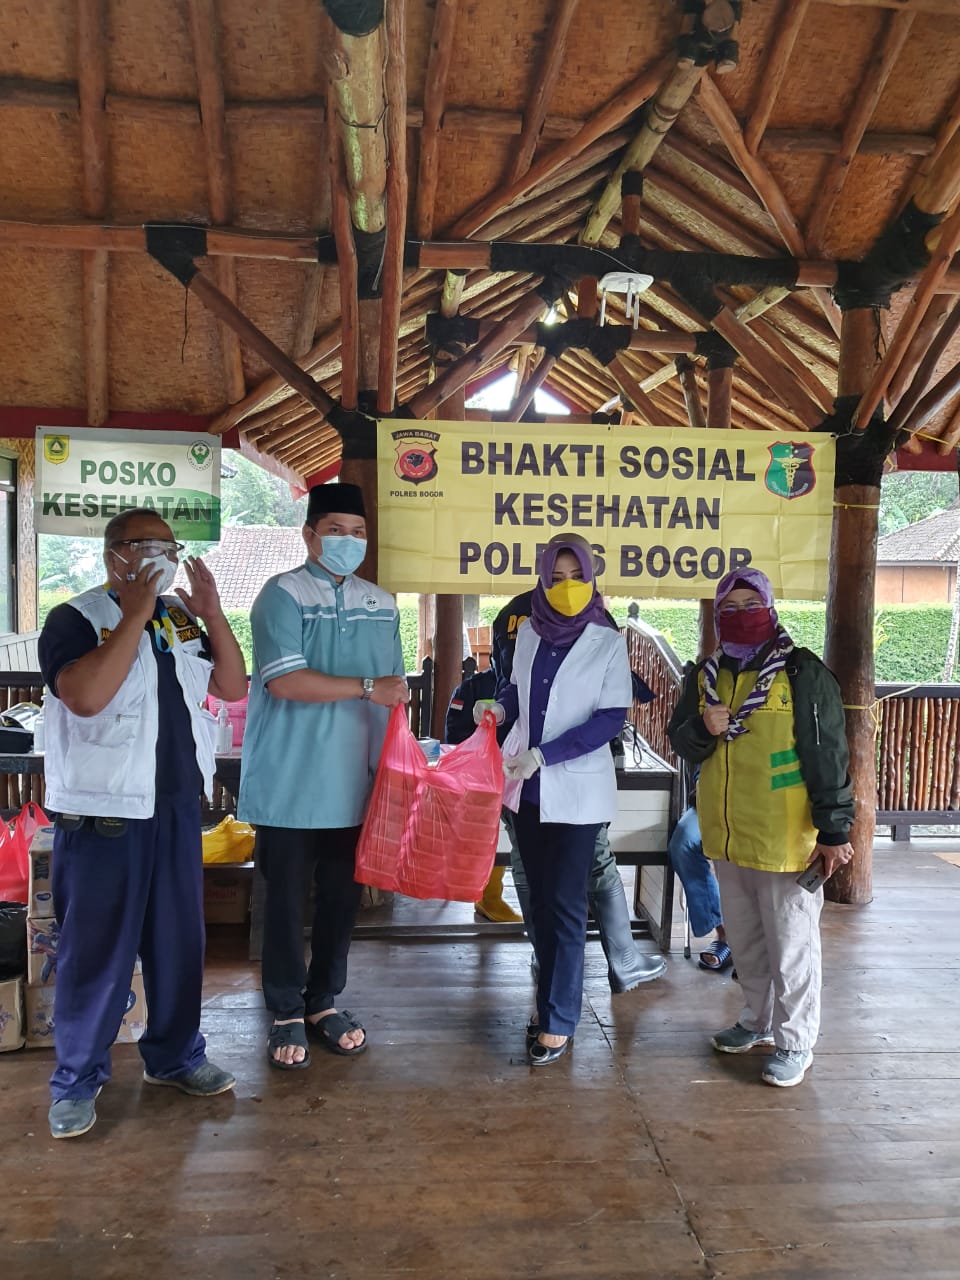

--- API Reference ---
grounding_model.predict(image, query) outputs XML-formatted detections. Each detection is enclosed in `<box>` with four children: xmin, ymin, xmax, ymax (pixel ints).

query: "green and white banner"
<box><xmin>35</xmin><ymin>427</ymin><xmax>221</xmax><ymax>539</ymax></box>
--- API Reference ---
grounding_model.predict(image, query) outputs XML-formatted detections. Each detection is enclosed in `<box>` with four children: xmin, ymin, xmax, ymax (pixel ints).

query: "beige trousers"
<box><xmin>715</xmin><ymin>859</ymin><xmax>823</xmax><ymax>1052</ymax></box>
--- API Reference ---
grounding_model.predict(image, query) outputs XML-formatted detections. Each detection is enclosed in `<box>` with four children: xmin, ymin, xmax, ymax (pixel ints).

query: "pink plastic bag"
<box><xmin>0</xmin><ymin>802</ymin><xmax>50</xmax><ymax>904</ymax></box>
<box><xmin>356</xmin><ymin>706</ymin><xmax>504</xmax><ymax>902</ymax></box>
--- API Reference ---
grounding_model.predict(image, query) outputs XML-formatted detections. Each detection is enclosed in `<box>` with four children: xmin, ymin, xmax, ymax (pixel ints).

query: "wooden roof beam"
<box><xmin>744</xmin><ymin>0</ymin><xmax>809</xmax><ymax>155</ymax></box>
<box><xmin>697</xmin><ymin>73</ymin><xmax>842</xmax><ymax>336</ymax></box>
<box><xmin>887</xmin><ymin>300</ymin><xmax>960</xmax><ymax>435</ymax></box>
<box><xmin>805</xmin><ymin>10</ymin><xmax>915</xmax><ymax>255</ymax></box>
<box><xmin>762</xmin><ymin>129</ymin><xmax>935</xmax><ymax>157</ymax></box>
<box><xmin>508</xmin><ymin>0</ymin><xmax>581</xmax><ymax>183</ymax></box>
<box><xmin>329</xmin><ymin>117</ymin><xmax>359</xmax><ymax>411</ymax></box>
<box><xmin>77</xmin><ymin>0</ymin><xmax>108</xmax><ymax>427</ymax></box>
<box><xmin>414</xmin><ymin>0</ymin><xmax>459</xmax><ymax>239</ymax></box>
<box><xmin>446</xmin><ymin>54</ymin><xmax>671</xmax><ymax>239</ymax></box>
<box><xmin>187</xmin><ymin>0</ymin><xmax>245</xmax><ymax>406</ymax></box>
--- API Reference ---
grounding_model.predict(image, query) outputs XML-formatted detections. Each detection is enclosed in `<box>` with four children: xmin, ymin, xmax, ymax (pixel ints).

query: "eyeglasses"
<box><xmin>110</xmin><ymin>539</ymin><xmax>184</xmax><ymax>558</ymax></box>
<box><xmin>717</xmin><ymin>601</ymin><xmax>767</xmax><ymax>617</ymax></box>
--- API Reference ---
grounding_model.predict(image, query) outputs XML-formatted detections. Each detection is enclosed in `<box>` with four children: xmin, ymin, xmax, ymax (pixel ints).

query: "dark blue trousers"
<box><xmin>513</xmin><ymin>801</ymin><xmax>601</xmax><ymax>1038</ymax></box>
<box><xmin>50</xmin><ymin>794</ymin><xmax>207</xmax><ymax>1101</ymax></box>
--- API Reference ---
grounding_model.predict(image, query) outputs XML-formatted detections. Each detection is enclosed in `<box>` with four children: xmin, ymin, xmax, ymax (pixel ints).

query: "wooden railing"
<box><xmin>875</xmin><ymin>683</ymin><xmax>960</xmax><ymax>822</ymax></box>
<box><xmin>621</xmin><ymin>613</ymin><xmax>684</xmax><ymax>769</ymax></box>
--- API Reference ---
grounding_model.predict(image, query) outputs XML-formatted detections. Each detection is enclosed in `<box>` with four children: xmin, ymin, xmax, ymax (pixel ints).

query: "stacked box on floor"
<box><xmin>23</xmin><ymin>825</ymin><xmax>147</xmax><ymax>1049</ymax></box>
<box><xmin>0</xmin><ymin>977</ymin><xmax>24</xmax><ymax>1052</ymax></box>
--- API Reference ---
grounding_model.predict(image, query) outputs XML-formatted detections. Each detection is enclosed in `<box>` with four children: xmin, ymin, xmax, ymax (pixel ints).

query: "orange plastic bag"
<box><xmin>0</xmin><ymin>802</ymin><xmax>50</xmax><ymax>904</ymax></box>
<box><xmin>356</xmin><ymin>705</ymin><xmax>504</xmax><ymax>902</ymax></box>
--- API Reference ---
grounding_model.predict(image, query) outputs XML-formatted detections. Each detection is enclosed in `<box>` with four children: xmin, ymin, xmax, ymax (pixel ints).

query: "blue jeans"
<box><xmin>668</xmin><ymin>807</ymin><xmax>723</xmax><ymax>939</ymax></box>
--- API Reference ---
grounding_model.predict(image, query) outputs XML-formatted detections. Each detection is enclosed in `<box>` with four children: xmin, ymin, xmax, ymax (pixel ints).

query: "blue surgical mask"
<box><xmin>315</xmin><ymin>533</ymin><xmax>367</xmax><ymax>577</ymax></box>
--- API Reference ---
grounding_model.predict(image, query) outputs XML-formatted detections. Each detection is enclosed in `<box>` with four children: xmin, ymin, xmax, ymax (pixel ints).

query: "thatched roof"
<box><xmin>2</xmin><ymin>0</ymin><xmax>960</xmax><ymax>484</ymax></box>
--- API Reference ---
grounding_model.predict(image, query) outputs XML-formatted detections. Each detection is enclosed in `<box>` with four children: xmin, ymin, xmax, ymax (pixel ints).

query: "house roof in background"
<box><xmin>180</xmin><ymin>525</ymin><xmax>305</xmax><ymax>610</ymax></box>
<box><xmin>876</xmin><ymin>503</ymin><xmax>960</xmax><ymax>565</ymax></box>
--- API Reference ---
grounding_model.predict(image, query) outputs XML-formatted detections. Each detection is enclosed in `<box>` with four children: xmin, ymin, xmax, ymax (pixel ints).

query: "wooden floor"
<box><xmin>3</xmin><ymin>841</ymin><xmax>960</xmax><ymax>1280</ymax></box>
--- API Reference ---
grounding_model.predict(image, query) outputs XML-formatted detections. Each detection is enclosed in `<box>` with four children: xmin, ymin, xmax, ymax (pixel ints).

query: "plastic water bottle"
<box><xmin>33</xmin><ymin>701</ymin><xmax>45</xmax><ymax>754</ymax></box>
<box><xmin>215</xmin><ymin>702</ymin><xmax>233</xmax><ymax>753</ymax></box>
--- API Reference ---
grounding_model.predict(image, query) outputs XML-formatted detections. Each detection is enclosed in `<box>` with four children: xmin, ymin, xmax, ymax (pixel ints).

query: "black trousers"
<box><xmin>256</xmin><ymin>825</ymin><xmax>363</xmax><ymax>1020</ymax></box>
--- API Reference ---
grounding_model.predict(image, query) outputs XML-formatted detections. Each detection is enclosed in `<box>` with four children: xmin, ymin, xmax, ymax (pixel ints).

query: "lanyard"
<box><xmin>105</xmin><ymin>587</ymin><xmax>176</xmax><ymax>654</ymax></box>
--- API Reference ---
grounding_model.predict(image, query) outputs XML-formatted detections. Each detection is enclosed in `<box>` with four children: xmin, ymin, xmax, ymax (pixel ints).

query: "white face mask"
<box><xmin>138</xmin><ymin>553</ymin><xmax>178</xmax><ymax>596</ymax></box>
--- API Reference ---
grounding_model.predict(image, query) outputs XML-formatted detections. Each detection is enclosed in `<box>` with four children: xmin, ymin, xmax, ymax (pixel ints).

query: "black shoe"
<box><xmin>529</xmin><ymin>1036</ymin><xmax>572</xmax><ymax>1067</ymax></box>
<box><xmin>525</xmin><ymin>1018</ymin><xmax>539</xmax><ymax>1047</ymax></box>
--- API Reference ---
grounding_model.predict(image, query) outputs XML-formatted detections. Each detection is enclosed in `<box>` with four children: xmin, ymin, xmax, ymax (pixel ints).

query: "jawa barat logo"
<box><xmin>392</xmin><ymin>428</ymin><xmax>440</xmax><ymax>485</ymax></box>
<box><xmin>764</xmin><ymin>441</ymin><xmax>816</xmax><ymax>500</ymax></box>
<box><xmin>43</xmin><ymin>435</ymin><xmax>69</xmax><ymax>465</ymax></box>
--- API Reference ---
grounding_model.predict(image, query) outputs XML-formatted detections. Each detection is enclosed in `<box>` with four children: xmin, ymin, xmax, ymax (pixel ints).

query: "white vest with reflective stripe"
<box><xmin>44</xmin><ymin>587</ymin><xmax>217</xmax><ymax>819</ymax></box>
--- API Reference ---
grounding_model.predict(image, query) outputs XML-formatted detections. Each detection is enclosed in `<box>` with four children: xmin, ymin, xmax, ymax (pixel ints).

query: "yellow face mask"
<box><xmin>544</xmin><ymin>578</ymin><xmax>594</xmax><ymax>617</ymax></box>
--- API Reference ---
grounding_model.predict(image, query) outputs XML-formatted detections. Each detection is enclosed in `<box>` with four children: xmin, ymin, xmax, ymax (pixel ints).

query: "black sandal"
<box><xmin>267</xmin><ymin>1021</ymin><xmax>311</xmax><ymax>1071</ymax></box>
<box><xmin>305</xmin><ymin>1009</ymin><xmax>368</xmax><ymax>1056</ymax></box>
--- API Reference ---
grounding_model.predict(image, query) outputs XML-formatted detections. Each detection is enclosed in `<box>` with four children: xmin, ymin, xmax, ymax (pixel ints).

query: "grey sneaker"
<box><xmin>761</xmin><ymin>1048</ymin><xmax>813</xmax><ymax>1087</ymax></box>
<box><xmin>711</xmin><ymin>1022</ymin><xmax>776</xmax><ymax>1054</ymax></box>
<box><xmin>49</xmin><ymin>1096</ymin><xmax>98</xmax><ymax>1140</ymax></box>
<box><xmin>143</xmin><ymin>1060</ymin><xmax>236</xmax><ymax>1096</ymax></box>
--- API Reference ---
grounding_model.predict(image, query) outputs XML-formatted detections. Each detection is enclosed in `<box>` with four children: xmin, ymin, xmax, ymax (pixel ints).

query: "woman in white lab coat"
<box><xmin>487</xmin><ymin>533</ymin><xmax>633</xmax><ymax>1065</ymax></box>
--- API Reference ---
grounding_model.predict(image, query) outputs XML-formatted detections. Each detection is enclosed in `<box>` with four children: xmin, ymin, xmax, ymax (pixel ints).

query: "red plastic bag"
<box><xmin>0</xmin><ymin>802</ymin><xmax>50</xmax><ymax>905</ymax></box>
<box><xmin>356</xmin><ymin>706</ymin><xmax>504</xmax><ymax>902</ymax></box>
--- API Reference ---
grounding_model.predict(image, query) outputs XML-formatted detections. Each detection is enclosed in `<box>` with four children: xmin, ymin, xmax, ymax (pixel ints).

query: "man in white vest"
<box><xmin>38</xmin><ymin>510</ymin><xmax>248</xmax><ymax>1139</ymax></box>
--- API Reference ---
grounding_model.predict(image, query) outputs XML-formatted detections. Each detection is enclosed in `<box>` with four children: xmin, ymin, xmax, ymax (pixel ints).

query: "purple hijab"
<box><xmin>714</xmin><ymin>566</ymin><xmax>782</xmax><ymax>662</ymax></box>
<box><xmin>529</xmin><ymin>534</ymin><xmax>612</xmax><ymax>646</ymax></box>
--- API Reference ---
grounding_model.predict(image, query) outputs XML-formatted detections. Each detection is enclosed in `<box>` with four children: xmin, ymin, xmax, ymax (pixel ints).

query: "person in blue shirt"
<box><xmin>238</xmin><ymin>483</ymin><xmax>408</xmax><ymax>1070</ymax></box>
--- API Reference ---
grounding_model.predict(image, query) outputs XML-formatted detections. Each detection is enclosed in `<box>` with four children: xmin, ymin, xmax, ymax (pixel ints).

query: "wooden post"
<box><xmin>430</xmin><ymin>384</ymin><xmax>466</xmax><ymax>740</ymax></box>
<box><xmin>823</xmin><ymin>307</ymin><xmax>881</xmax><ymax>905</ymax></box>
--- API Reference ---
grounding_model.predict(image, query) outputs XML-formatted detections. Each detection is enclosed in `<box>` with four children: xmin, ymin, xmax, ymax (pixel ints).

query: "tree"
<box><xmin>879</xmin><ymin>471</ymin><xmax>959</xmax><ymax>536</ymax></box>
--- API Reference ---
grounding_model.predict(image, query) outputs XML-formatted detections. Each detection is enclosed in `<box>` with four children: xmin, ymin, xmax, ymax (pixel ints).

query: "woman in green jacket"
<box><xmin>668</xmin><ymin>567</ymin><xmax>854</xmax><ymax>1088</ymax></box>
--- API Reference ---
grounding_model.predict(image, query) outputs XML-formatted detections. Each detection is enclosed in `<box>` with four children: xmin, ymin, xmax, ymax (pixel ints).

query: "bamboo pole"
<box><xmin>763</xmin><ymin>128</ymin><xmax>935</xmax><ymax>157</ymax></box>
<box><xmin>322</xmin><ymin>8</ymin><xmax>387</xmax><ymax>236</ymax></box>
<box><xmin>405</xmin><ymin>290</ymin><xmax>549</xmax><ymax>418</ymax></box>
<box><xmin>853</xmin><ymin>202</ymin><xmax>960</xmax><ymax>429</ymax></box>
<box><xmin>888</xmin><ymin>300</ymin><xmax>960</xmax><ymax>435</ymax></box>
<box><xmin>329</xmin><ymin>116</ymin><xmax>359</xmax><ymax>411</ymax></box>
<box><xmin>580</xmin><ymin>61</ymin><xmax>705</xmax><ymax>247</ymax></box>
<box><xmin>823</xmin><ymin>307</ymin><xmax>882</xmax><ymax>906</ymax></box>
<box><xmin>415</xmin><ymin>0</ymin><xmax>459</xmax><ymax>239</ymax></box>
<box><xmin>744</xmin><ymin>0</ymin><xmax>810</xmax><ymax>155</ymax></box>
<box><xmin>900</xmin><ymin>366</ymin><xmax>960</xmax><ymax>441</ymax></box>
<box><xmin>508</xmin><ymin>0</ymin><xmax>581</xmax><ymax>182</ymax></box>
<box><xmin>805</xmin><ymin>10</ymin><xmax>915</xmax><ymax>253</ymax></box>
<box><xmin>377</xmin><ymin>0</ymin><xmax>408</xmax><ymax>414</ymax></box>
<box><xmin>430</xmin><ymin>383</ymin><xmax>466</xmax><ymax>741</ymax></box>
<box><xmin>887</xmin><ymin>295</ymin><xmax>952</xmax><ymax>404</ymax></box>
<box><xmin>186</xmin><ymin>271</ymin><xmax>337</xmax><ymax>420</ymax></box>
<box><xmin>698</xmin><ymin>73</ymin><xmax>842</xmax><ymax>337</ymax></box>
<box><xmin>675</xmin><ymin>355</ymin><xmax>706</xmax><ymax>429</ymax></box>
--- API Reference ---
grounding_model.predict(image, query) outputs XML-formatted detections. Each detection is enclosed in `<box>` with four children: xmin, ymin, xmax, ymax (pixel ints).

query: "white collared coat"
<box><xmin>501</xmin><ymin>619</ymin><xmax>632</xmax><ymax>824</ymax></box>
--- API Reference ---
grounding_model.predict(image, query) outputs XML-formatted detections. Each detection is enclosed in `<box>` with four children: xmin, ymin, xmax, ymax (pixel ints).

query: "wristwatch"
<box><xmin>360</xmin><ymin>677</ymin><xmax>375</xmax><ymax>701</ymax></box>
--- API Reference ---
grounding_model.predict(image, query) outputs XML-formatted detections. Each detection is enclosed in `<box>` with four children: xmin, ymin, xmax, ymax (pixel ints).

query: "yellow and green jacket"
<box><xmin>667</xmin><ymin>648</ymin><xmax>854</xmax><ymax>873</ymax></box>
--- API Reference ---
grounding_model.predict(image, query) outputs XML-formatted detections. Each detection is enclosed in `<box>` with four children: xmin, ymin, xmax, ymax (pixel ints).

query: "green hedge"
<box><xmin>38</xmin><ymin>588</ymin><xmax>959</xmax><ymax>685</ymax></box>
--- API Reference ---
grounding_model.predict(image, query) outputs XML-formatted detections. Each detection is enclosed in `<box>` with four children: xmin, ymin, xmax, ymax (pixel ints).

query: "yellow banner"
<box><xmin>378</xmin><ymin>421</ymin><xmax>836</xmax><ymax>599</ymax></box>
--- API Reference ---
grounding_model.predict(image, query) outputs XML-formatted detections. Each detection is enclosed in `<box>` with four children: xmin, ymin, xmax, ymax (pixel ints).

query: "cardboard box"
<box><xmin>24</xmin><ymin>981</ymin><xmax>56</xmax><ymax>1048</ymax></box>
<box><xmin>0</xmin><ymin>977</ymin><xmax>24</xmax><ymax>1052</ymax></box>
<box><xmin>26</xmin><ymin>916</ymin><xmax>60</xmax><ymax>985</ymax></box>
<box><xmin>24</xmin><ymin>969</ymin><xmax>147</xmax><ymax>1049</ymax></box>
<box><xmin>114</xmin><ymin>970</ymin><xmax>147</xmax><ymax>1044</ymax></box>
<box><xmin>28</xmin><ymin>826</ymin><xmax>56</xmax><ymax>918</ymax></box>
<box><xmin>203</xmin><ymin>867</ymin><xmax>252</xmax><ymax>924</ymax></box>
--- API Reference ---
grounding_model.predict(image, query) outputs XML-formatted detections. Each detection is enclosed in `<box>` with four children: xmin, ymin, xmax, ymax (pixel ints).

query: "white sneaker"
<box><xmin>761</xmin><ymin>1048</ymin><xmax>813</xmax><ymax>1087</ymax></box>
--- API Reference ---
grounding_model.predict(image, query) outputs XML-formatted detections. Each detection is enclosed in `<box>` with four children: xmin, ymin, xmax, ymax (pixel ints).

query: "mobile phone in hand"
<box><xmin>796</xmin><ymin>855</ymin><xmax>827</xmax><ymax>893</ymax></box>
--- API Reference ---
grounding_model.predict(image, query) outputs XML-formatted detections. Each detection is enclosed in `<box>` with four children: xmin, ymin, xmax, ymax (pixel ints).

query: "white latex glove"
<box><xmin>502</xmin><ymin>747</ymin><xmax>544</xmax><ymax>780</ymax></box>
<box><xmin>473</xmin><ymin>699</ymin><xmax>505</xmax><ymax>726</ymax></box>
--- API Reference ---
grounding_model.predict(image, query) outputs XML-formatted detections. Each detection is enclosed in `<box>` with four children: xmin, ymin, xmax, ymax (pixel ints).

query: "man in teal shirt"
<box><xmin>239</xmin><ymin>483</ymin><xmax>408</xmax><ymax>1069</ymax></box>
